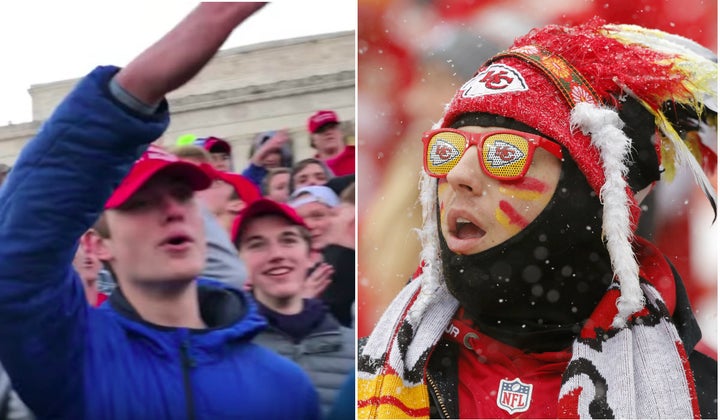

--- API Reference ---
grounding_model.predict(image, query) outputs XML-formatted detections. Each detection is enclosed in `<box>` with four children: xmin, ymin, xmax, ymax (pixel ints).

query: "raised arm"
<box><xmin>115</xmin><ymin>3</ymin><xmax>266</xmax><ymax>105</ymax></box>
<box><xmin>0</xmin><ymin>4</ymin><xmax>266</xmax><ymax>417</ymax></box>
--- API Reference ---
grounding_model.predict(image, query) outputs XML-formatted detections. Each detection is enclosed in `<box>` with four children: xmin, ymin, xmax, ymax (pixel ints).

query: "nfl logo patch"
<box><xmin>496</xmin><ymin>378</ymin><xmax>532</xmax><ymax>414</ymax></box>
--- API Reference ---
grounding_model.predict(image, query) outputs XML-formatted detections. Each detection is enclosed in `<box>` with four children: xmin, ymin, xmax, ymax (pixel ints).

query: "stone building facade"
<box><xmin>0</xmin><ymin>30</ymin><xmax>355</xmax><ymax>171</ymax></box>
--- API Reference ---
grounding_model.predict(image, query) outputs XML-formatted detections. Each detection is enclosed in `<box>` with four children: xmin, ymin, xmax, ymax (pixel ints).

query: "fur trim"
<box><xmin>570</xmin><ymin>102</ymin><xmax>644</xmax><ymax>327</ymax></box>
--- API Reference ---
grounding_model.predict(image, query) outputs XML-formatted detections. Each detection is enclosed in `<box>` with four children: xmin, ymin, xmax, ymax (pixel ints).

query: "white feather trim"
<box><xmin>406</xmin><ymin>171</ymin><xmax>449</xmax><ymax>325</ymax></box>
<box><xmin>570</xmin><ymin>102</ymin><xmax>645</xmax><ymax>328</ymax></box>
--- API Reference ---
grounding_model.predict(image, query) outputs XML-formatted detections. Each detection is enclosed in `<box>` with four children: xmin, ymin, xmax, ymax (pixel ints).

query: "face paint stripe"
<box><xmin>497</xmin><ymin>187</ymin><xmax>542</xmax><ymax>201</ymax></box>
<box><xmin>495</xmin><ymin>207</ymin><xmax>522</xmax><ymax>235</ymax></box>
<box><xmin>498</xmin><ymin>200</ymin><xmax>529</xmax><ymax>229</ymax></box>
<box><xmin>506</xmin><ymin>177</ymin><xmax>548</xmax><ymax>193</ymax></box>
<box><xmin>498</xmin><ymin>176</ymin><xmax>548</xmax><ymax>200</ymax></box>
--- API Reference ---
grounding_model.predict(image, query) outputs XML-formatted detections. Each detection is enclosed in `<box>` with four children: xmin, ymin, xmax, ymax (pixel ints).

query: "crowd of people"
<box><xmin>0</xmin><ymin>3</ymin><xmax>354</xmax><ymax>419</ymax></box>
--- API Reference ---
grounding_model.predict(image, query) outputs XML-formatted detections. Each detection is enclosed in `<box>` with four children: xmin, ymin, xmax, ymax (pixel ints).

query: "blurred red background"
<box><xmin>357</xmin><ymin>0</ymin><xmax>718</xmax><ymax>356</ymax></box>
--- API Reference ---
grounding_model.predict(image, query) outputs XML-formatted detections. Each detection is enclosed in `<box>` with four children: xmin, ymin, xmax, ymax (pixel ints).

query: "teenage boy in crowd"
<box><xmin>242</xmin><ymin>130</ymin><xmax>293</xmax><ymax>189</ymax></box>
<box><xmin>195</xmin><ymin>136</ymin><xmax>234</xmax><ymax>172</ymax></box>
<box><xmin>172</xmin><ymin>143</ymin><xmax>254</xmax><ymax>290</ymax></box>
<box><xmin>71</xmin><ymin>229</ymin><xmax>106</xmax><ymax>307</ymax></box>
<box><xmin>0</xmin><ymin>3</ymin><xmax>319</xmax><ymax>419</ymax></box>
<box><xmin>307</xmin><ymin>110</ymin><xmax>355</xmax><ymax>176</ymax></box>
<box><xmin>289</xmin><ymin>185</ymin><xmax>355</xmax><ymax>327</ymax></box>
<box><xmin>233</xmin><ymin>199</ymin><xmax>354</xmax><ymax>418</ymax></box>
<box><xmin>261</xmin><ymin>167</ymin><xmax>292</xmax><ymax>203</ymax></box>
<box><xmin>359</xmin><ymin>20</ymin><xmax>717</xmax><ymax>419</ymax></box>
<box><xmin>290</xmin><ymin>158</ymin><xmax>334</xmax><ymax>193</ymax></box>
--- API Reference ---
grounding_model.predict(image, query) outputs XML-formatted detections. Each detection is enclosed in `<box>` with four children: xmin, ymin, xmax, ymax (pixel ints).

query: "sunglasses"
<box><xmin>422</xmin><ymin>128</ymin><xmax>563</xmax><ymax>181</ymax></box>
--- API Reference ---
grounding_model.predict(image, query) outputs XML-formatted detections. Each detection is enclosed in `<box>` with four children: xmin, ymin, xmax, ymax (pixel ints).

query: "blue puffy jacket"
<box><xmin>0</xmin><ymin>66</ymin><xmax>320</xmax><ymax>419</ymax></box>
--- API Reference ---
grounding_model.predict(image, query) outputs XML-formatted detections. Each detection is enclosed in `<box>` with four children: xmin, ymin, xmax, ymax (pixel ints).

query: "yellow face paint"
<box><xmin>498</xmin><ymin>176</ymin><xmax>549</xmax><ymax>201</ymax></box>
<box><xmin>438</xmin><ymin>182</ymin><xmax>450</xmax><ymax>227</ymax></box>
<box><xmin>494</xmin><ymin>200</ymin><xmax>527</xmax><ymax>235</ymax></box>
<box><xmin>498</xmin><ymin>186</ymin><xmax>543</xmax><ymax>201</ymax></box>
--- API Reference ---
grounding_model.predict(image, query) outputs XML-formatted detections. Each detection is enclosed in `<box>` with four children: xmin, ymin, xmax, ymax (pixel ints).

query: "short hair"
<box><xmin>339</xmin><ymin>182</ymin><xmax>354</xmax><ymax>205</ymax></box>
<box><xmin>309</xmin><ymin>122</ymin><xmax>344</xmax><ymax>148</ymax></box>
<box><xmin>93</xmin><ymin>213</ymin><xmax>111</xmax><ymax>239</ymax></box>
<box><xmin>289</xmin><ymin>158</ymin><xmax>334</xmax><ymax>192</ymax></box>
<box><xmin>90</xmin><ymin>213</ymin><xmax>118</xmax><ymax>281</ymax></box>
<box><xmin>170</xmin><ymin>145</ymin><xmax>212</xmax><ymax>164</ymax></box>
<box><xmin>261</xmin><ymin>167</ymin><xmax>291</xmax><ymax>196</ymax></box>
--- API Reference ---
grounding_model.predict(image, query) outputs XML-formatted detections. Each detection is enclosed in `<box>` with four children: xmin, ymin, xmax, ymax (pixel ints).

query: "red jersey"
<box><xmin>443</xmin><ymin>312</ymin><xmax>571</xmax><ymax>418</ymax></box>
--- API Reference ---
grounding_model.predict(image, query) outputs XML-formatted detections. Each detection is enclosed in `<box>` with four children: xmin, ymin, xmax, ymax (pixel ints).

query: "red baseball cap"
<box><xmin>105</xmin><ymin>145</ymin><xmax>213</xmax><ymax>209</ymax></box>
<box><xmin>231</xmin><ymin>198</ymin><xmax>308</xmax><ymax>245</ymax></box>
<box><xmin>307</xmin><ymin>110</ymin><xmax>339</xmax><ymax>133</ymax></box>
<box><xmin>215</xmin><ymin>171</ymin><xmax>262</xmax><ymax>204</ymax></box>
<box><xmin>198</xmin><ymin>136</ymin><xmax>231</xmax><ymax>154</ymax></box>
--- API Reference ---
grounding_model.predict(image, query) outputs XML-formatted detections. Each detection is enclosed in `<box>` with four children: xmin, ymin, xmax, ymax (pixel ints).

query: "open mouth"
<box><xmin>160</xmin><ymin>234</ymin><xmax>193</xmax><ymax>250</ymax></box>
<box><xmin>445</xmin><ymin>211</ymin><xmax>487</xmax><ymax>254</ymax></box>
<box><xmin>451</xmin><ymin>217</ymin><xmax>486</xmax><ymax>240</ymax></box>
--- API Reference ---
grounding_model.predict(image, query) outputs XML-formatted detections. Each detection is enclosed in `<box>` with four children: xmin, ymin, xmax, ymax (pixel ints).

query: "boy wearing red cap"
<box><xmin>212</xmin><ymin>170</ymin><xmax>262</xmax><ymax>237</ymax></box>
<box><xmin>308</xmin><ymin>110</ymin><xmax>355</xmax><ymax>176</ymax></box>
<box><xmin>195</xmin><ymin>136</ymin><xmax>233</xmax><ymax>172</ymax></box>
<box><xmin>233</xmin><ymin>199</ymin><xmax>354</xmax><ymax>418</ymax></box>
<box><xmin>0</xmin><ymin>4</ymin><xmax>319</xmax><ymax>419</ymax></box>
<box><xmin>359</xmin><ymin>20</ymin><xmax>717</xmax><ymax>419</ymax></box>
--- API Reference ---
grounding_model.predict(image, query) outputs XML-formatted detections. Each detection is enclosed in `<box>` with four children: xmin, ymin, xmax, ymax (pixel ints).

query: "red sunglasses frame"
<box><xmin>422</xmin><ymin>128</ymin><xmax>563</xmax><ymax>181</ymax></box>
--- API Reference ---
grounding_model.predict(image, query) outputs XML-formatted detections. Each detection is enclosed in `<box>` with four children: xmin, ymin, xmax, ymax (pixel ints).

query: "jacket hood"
<box><xmin>104</xmin><ymin>278</ymin><xmax>266</xmax><ymax>362</ymax></box>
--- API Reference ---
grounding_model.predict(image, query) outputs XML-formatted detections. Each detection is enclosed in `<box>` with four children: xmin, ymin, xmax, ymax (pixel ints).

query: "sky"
<box><xmin>0</xmin><ymin>1</ymin><xmax>356</xmax><ymax>125</ymax></box>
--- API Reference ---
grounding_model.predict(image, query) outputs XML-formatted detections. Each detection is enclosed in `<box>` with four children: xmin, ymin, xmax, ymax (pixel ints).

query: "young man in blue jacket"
<box><xmin>0</xmin><ymin>3</ymin><xmax>319</xmax><ymax>419</ymax></box>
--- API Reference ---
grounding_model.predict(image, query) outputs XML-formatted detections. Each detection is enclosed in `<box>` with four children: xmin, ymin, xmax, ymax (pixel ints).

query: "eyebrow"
<box><xmin>243</xmin><ymin>228</ymin><xmax>301</xmax><ymax>243</ymax></box>
<box><xmin>280</xmin><ymin>230</ymin><xmax>302</xmax><ymax>239</ymax></box>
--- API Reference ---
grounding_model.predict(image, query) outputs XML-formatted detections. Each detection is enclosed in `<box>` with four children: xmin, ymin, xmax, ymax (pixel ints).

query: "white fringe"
<box><xmin>570</xmin><ymin>102</ymin><xmax>645</xmax><ymax>328</ymax></box>
<box><xmin>407</xmin><ymin>171</ymin><xmax>448</xmax><ymax>325</ymax></box>
<box><xmin>407</xmin><ymin>116</ymin><xmax>454</xmax><ymax>326</ymax></box>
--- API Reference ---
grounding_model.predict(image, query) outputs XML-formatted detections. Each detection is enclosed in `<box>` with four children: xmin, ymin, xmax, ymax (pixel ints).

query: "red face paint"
<box><xmin>498</xmin><ymin>177</ymin><xmax>549</xmax><ymax>201</ymax></box>
<box><xmin>497</xmin><ymin>200</ymin><xmax>529</xmax><ymax>229</ymax></box>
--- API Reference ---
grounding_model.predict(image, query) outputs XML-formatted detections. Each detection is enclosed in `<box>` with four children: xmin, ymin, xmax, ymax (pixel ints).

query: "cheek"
<box><xmin>190</xmin><ymin>210</ymin><xmax>206</xmax><ymax>237</ymax></box>
<box><xmin>494</xmin><ymin>200</ymin><xmax>528</xmax><ymax>234</ymax></box>
<box><xmin>497</xmin><ymin>177</ymin><xmax>550</xmax><ymax>201</ymax></box>
<box><xmin>438</xmin><ymin>182</ymin><xmax>451</xmax><ymax>226</ymax></box>
<box><xmin>494</xmin><ymin>176</ymin><xmax>554</xmax><ymax>233</ymax></box>
<box><xmin>243</xmin><ymin>253</ymin><xmax>263</xmax><ymax>275</ymax></box>
<box><xmin>319</xmin><ymin>218</ymin><xmax>332</xmax><ymax>233</ymax></box>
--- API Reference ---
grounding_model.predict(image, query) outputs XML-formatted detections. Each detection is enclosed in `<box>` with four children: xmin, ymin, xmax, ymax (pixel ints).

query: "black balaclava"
<box><xmin>439</xmin><ymin>113</ymin><xmax>614</xmax><ymax>353</ymax></box>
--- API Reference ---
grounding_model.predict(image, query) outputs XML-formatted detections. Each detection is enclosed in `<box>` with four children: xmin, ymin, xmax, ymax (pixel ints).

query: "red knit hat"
<box><xmin>438</xmin><ymin>19</ymin><xmax>717</xmax><ymax>327</ymax></box>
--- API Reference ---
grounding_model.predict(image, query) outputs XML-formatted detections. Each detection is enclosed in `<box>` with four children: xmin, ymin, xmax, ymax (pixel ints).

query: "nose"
<box><xmin>445</xmin><ymin>146</ymin><xmax>488</xmax><ymax>195</ymax></box>
<box><xmin>266</xmin><ymin>240</ymin><xmax>285</xmax><ymax>261</ymax></box>
<box><xmin>160</xmin><ymin>193</ymin><xmax>188</xmax><ymax>223</ymax></box>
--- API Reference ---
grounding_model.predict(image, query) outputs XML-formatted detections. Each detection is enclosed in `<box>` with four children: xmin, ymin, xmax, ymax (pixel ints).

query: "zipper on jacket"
<box><xmin>427</xmin><ymin>374</ymin><xmax>450</xmax><ymax>419</ymax></box>
<box><xmin>180</xmin><ymin>339</ymin><xmax>196</xmax><ymax>420</ymax></box>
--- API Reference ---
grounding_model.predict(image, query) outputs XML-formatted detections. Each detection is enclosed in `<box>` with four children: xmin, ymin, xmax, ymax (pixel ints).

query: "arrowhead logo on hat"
<box><xmin>461</xmin><ymin>63</ymin><xmax>528</xmax><ymax>98</ymax></box>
